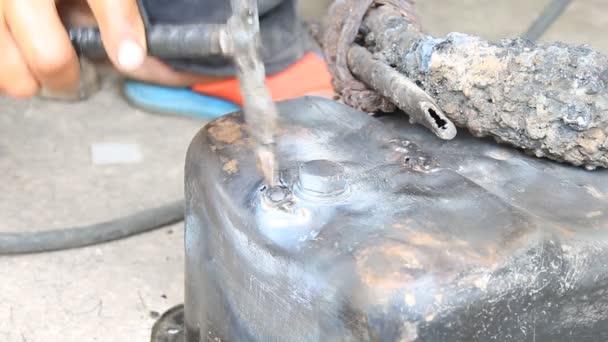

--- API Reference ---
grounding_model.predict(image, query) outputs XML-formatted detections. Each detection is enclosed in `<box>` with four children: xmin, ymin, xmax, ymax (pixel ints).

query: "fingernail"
<box><xmin>118</xmin><ymin>40</ymin><xmax>145</xmax><ymax>71</ymax></box>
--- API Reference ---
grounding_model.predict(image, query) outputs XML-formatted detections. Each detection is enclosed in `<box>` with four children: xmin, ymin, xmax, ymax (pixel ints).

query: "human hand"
<box><xmin>0</xmin><ymin>0</ymin><xmax>147</xmax><ymax>98</ymax></box>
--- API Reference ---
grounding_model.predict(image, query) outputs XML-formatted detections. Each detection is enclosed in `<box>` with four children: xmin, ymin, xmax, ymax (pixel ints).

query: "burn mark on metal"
<box><xmin>180</xmin><ymin>96</ymin><xmax>608</xmax><ymax>341</ymax></box>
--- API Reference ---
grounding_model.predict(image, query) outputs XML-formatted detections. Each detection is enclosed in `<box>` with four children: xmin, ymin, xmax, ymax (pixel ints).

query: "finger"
<box><xmin>87</xmin><ymin>0</ymin><xmax>146</xmax><ymax>72</ymax></box>
<box><xmin>4</xmin><ymin>0</ymin><xmax>80</xmax><ymax>93</ymax></box>
<box><xmin>0</xmin><ymin>4</ymin><xmax>39</xmax><ymax>97</ymax></box>
<box><xmin>57</xmin><ymin>0</ymin><xmax>97</xmax><ymax>27</ymax></box>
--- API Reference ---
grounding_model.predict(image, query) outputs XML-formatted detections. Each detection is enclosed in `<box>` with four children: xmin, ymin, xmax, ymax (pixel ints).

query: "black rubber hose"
<box><xmin>523</xmin><ymin>0</ymin><xmax>572</xmax><ymax>41</ymax></box>
<box><xmin>0</xmin><ymin>200</ymin><xmax>184</xmax><ymax>255</ymax></box>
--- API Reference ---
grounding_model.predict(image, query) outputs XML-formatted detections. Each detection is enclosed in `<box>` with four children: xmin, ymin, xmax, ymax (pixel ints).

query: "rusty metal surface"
<box><xmin>184</xmin><ymin>96</ymin><xmax>608</xmax><ymax>341</ymax></box>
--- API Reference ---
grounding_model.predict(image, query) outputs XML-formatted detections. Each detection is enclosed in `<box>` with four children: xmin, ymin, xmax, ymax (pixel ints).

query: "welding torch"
<box><xmin>67</xmin><ymin>0</ymin><xmax>280</xmax><ymax>186</ymax></box>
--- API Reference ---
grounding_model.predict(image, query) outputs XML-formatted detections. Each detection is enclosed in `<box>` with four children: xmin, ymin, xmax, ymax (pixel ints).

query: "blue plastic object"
<box><xmin>123</xmin><ymin>80</ymin><xmax>241</xmax><ymax>120</ymax></box>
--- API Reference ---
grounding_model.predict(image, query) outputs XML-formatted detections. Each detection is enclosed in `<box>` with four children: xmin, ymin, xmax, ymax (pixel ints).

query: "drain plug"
<box><xmin>295</xmin><ymin>160</ymin><xmax>348</xmax><ymax>199</ymax></box>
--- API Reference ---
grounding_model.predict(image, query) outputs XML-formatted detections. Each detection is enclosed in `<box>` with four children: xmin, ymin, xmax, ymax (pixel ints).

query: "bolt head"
<box><xmin>297</xmin><ymin>160</ymin><xmax>347</xmax><ymax>196</ymax></box>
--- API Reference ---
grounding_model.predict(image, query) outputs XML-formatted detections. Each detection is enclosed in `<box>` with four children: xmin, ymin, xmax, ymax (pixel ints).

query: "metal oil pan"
<box><xmin>154</xmin><ymin>96</ymin><xmax>608</xmax><ymax>342</ymax></box>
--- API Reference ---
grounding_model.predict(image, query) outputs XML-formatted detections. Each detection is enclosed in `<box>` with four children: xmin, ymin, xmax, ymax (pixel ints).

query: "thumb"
<box><xmin>87</xmin><ymin>0</ymin><xmax>147</xmax><ymax>72</ymax></box>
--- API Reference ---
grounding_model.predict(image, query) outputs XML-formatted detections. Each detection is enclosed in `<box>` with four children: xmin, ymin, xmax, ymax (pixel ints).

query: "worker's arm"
<box><xmin>0</xmin><ymin>0</ymin><xmax>146</xmax><ymax>98</ymax></box>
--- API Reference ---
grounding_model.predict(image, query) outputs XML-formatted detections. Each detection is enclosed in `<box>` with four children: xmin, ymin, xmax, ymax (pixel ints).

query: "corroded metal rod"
<box><xmin>327</xmin><ymin>2</ymin><xmax>608</xmax><ymax>169</ymax></box>
<box><xmin>348</xmin><ymin>45</ymin><xmax>457</xmax><ymax>140</ymax></box>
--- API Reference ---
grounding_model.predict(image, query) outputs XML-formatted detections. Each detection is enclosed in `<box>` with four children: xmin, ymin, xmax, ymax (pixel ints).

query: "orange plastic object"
<box><xmin>191</xmin><ymin>52</ymin><xmax>333</xmax><ymax>105</ymax></box>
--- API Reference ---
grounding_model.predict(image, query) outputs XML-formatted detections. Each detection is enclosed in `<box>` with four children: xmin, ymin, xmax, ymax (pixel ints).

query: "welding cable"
<box><xmin>523</xmin><ymin>0</ymin><xmax>572</xmax><ymax>41</ymax></box>
<box><xmin>0</xmin><ymin>200</ymin><xmax>184</xmax><ymax>255</ymax></box>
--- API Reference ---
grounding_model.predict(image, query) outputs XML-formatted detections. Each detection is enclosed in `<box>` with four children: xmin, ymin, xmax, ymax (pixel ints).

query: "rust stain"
<box><xmin>358</xmin><ymin>270</ymin><xmax>414</xmax><ymax>292</ymax></box>
<box><xmin>407</xmin><ymin>232</ymin><xmax>447</xmax><ymax>248</ymax></box>
<box><xmin>383</xmin><ymin>246</ymin><xmax>423</xmax><ymax>269</ymax></box>
<box><xmin>355</xmin><ymin>230</ymin><xmax>511</xmax><ymax>294</ymax></box>
<box><xmin>460</xmin><ymin>244</ymin><xmax>499</xmax><ymax>266</ymax></box>
<box><xmin>223</xmin><ymin>159</ymin><xmax>239</xmax><ymax>175</ymax></box>
<box><xmin>577</xmin><ymin>128</ymin><xmax>606</xmax><ymax>154</ymax></box>
<box><xmin>207</xmin><ymin>116</ymin><xmax>244</xmax><ymax>144</ymax></box>
<box><xmin>485</xmin><ymin>245</ymin><xmax>497</xmax><ymax>257</ymax></box>
<box><xmin>356</xmin><ymin>244</ymin><xmax>421</xmax><ymax>291</ymax></box>
<box><xmin>482</xmin><ymin>245</ymin><xmax>499</xmax><ymax>265</ymax></box>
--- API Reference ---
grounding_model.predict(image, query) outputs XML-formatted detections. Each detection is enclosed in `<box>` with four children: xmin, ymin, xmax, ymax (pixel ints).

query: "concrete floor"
<box><xmin>1</xmin><ymin>1</ymin><xmax>607</xmax><ymax>341</ymax></box>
